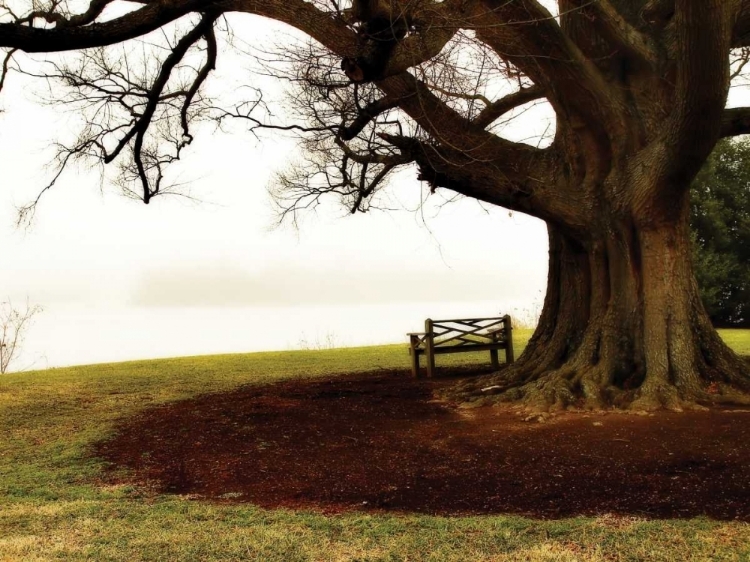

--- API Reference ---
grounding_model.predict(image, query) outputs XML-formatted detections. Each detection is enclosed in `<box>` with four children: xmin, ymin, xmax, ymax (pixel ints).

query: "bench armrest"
<box><xmin>408</xmin><ymin>332</ymin><xmax>430</xmax><ymax>349</ymax></box>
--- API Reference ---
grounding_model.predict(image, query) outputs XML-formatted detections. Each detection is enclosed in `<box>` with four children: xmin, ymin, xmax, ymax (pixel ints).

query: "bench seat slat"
<box><xmin>412</xmin><ymin>342</ymin><xmax>510</xmax><ymax>355</ymax></box>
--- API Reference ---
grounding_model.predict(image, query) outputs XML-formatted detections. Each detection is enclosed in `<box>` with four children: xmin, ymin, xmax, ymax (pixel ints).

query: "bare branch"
<box><xmin>181</xmin><ymin>25</ymin><xmax>217</xmax><ymax>141</ymax></box>
<box><xmin>15</xmin><ymin>12</ymin><xmax>224</xmax><ymax>215</ymax></box>
<box><xmin>731</xmin><ymin>47</ymin><xmax>750</xmax><ymax>81</ymax></box>
<box><xmin>16</xmin><ymin>144</ymin><xmax>81</xmax><ymax>228</ymax></box>
<box><xmin>120</xmin><ymin>14</ymin><xmax>219</xmax><ymax>202</ymax></box>
<box><xmin>339</xmin><ymin>95</ymin><xmax>401</xmax><ymax>141</ymax></box>
<box><xmin>349</xmin><ymin>162</ymin><xmax>397</xmax><ymax>213</ymax></box>
<box><xmin>212</xmin><ymin>103</ymin><xmax>337</xmax><ymax>135</ymax></box>
<box><xmin>0</xmin><ymin>46</ymin><xmax>14</xmax><ymax>94</ymax></box>
<box><xmin>334</xmin><ymin>135</ymin><xmax>412</xmax><ymax>166</ymax></box>
<box><xmin>0</xmin><ymin>299</ymin><xmax>42</xmax><ymax>375</ymax></box>
<box><xmin>473</xmin><ymin>84</ymin><xmax>545</xmax><ymax>129</ymax></box>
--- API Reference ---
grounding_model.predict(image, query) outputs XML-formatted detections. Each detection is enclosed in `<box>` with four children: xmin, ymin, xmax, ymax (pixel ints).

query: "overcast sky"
<box><xmin>0</xmin><ymin>83</ymin><xmax>549</xmax><ymax>307</ymax></box>
<box><xmin>0</xmin><ymin>10</ymin><xmax>555</xmax><ymax>368</ymax></box>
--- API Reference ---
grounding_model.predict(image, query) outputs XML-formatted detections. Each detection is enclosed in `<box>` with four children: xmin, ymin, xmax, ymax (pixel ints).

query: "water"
<box><xmin>18</xmin><ymin>300</ymin><xmax>536</xmax><ymax>370</ymax></box>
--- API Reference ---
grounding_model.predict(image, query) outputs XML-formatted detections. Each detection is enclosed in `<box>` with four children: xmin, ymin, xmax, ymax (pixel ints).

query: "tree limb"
<box><xmin>376</xmin><ymin>0</ymin><xmax>465</xmax><ymax>80</ymax></box>
<box><xmin>380</xmin><ymin>72</ymin><xmax>538</xmax><ymax>168</ymax></box>
<box><xmin>740</xmin><ymin>36</ymin><xmax>750</xmax><ymax>50</ymax></box>
<box><xmin>628</xmin><ymin>0</ymin><xmax>739</xmax><ymax>221</ymax></box>
<box><xmin>472</xmin><ymin>84</ymin><xmax>546</xmax><ymax>129</ymax></box>
<box><xmin>584</xmin><ymin>0</ymin><xmax>659</xmax><ymax>64</ymax></box>
<box><xmin>0</xmin><ymin>0</ymin><xmax>213</xmax><ymax>52</ymax></box>
<box><xmin>663</xmin><ymin>0</ymin><xmax>736</xmax><ymax>184</ymax></box>
<box><xmin>0</xmin><ymin>0</ymin><xmax>454</xmax><ymax>80</ymax></box>
<box><xmin>58</xmin><ymin>0</ymin><xmax>129</xmax><ymax>28</ymax></box>
<box><xmin>473</xmin><ymin>0</ymin><xmax>622</xmax><ymax>134</ymax></box>
<box><xmin>372</xmin><ymin>73</ymin><xmax>587</xmax><ymax>230</ymax></box>
<box><xmin>379</xmin><ymin>131</ymin><xmax>585</xmax><ymax>231</ymax></box>
<box><xmin>720</xmin><ymin>107</ymin><xmax>750</xmax><ymax>138</ymax></box>
<box><xmin>734</xmin><ymin>0</ymin><xmax>750</xmax><ymax>47</ymax></box>
<box><xmin>14</xmin><ymin>0</ymin><xmax>124</xmax><ymax>29</ymax></box>
<box><xmin>641</xmin><ymin>0</ymin><xmax>674</xmax><ymax>25</ymax></box>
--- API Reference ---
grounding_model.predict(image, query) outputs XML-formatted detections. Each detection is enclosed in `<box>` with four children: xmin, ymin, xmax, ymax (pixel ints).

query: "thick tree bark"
<box><xmin>452</xmin><ymin>191</ymin><xmax>750</xmax><ymax>412</ymax></box>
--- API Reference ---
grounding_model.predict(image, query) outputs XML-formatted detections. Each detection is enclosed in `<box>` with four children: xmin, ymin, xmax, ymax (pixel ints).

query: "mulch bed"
<box><xmin>93</xmin><ymin>369</ymin><xmax>750</xmax><ymax>520</ymax></box>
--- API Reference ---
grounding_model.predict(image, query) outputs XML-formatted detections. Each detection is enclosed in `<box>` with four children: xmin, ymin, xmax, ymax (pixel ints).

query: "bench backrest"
<box><xmin>425</xmin><ymin>315</ymin><xmax>512</xmax><ymax>348</ymax></box>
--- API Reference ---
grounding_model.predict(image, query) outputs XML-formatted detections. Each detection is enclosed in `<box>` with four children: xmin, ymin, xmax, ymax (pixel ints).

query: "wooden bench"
<box><xmin>407</xmin><ymin>315</ymin><xmax>514</xmax><ymax>378</ymax></box>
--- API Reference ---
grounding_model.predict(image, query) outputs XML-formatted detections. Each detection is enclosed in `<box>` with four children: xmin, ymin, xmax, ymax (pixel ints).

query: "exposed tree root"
<box><xmin>631</xmin><ymin>380</ymin><xmax>688</xmax><ymax>412</ymax></box>
<box><xmin>442</xmin><ymin>339</ymin><xmax>750</xmax><ymax>414</ymax></box>
<box><xmin>444</xmin><ymin>223</ymin><xmax>750</xmax><ymax>414</ymax></box>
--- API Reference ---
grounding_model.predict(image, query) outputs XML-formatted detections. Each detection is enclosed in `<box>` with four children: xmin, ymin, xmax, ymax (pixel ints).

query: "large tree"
<box><xmin>1</xmin><ymin>0</ymin><xmax>750</xmax><ymax>411</ymax></box>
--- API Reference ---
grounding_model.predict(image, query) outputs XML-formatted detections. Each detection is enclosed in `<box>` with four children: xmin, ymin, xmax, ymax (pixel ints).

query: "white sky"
<box><xmin>0</xmin><ymin>11</ymin><xmax>554</xmax><ymax>368</ymax></box>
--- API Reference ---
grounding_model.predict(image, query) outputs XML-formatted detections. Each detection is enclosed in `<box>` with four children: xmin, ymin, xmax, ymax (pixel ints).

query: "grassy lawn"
<box><xmin>717</xmin><ymin>329</ymin><xmax>750</xmax><ymax>356</ymax></box>
<box><xmin>0</xmin><ymin>329</ymin><xmax>748</xmax><ymax>561</ymax></box>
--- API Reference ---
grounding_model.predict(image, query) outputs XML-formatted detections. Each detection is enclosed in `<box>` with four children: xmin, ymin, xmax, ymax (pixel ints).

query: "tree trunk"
<box><xmin>453</xmin><ymin>192</ymin><xmax>750</xmax><ymax>412</ymax></box>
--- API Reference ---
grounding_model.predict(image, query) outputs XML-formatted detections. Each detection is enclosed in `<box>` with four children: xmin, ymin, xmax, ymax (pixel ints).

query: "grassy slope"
<box><xmin>0</xmin><ymin>329</ymin><xmax>748</xmax><ymax>561</ymax></box>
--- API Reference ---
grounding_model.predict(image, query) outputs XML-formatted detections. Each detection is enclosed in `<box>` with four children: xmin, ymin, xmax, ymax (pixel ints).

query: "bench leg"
<box><xmin>505</xmin><ymin>342</ymin><xmax>515</xmax><ymax>364</ymax></box>
<box><xmin>504</xmin><ymin>316</ymin><xmax>515</xmax><ymax>364</ymax></box>
<box><xmin>490</xmin><ymin>349</ymin><xmax>500</xmax><ymax>370</ymax></box>
<box><xmin>410</xmin><ymin>349</ymin><xmax>421</xmax><ymax>378</ymax></box>
<box><xmin>424</xmin><ymin>321</ymin><xmax>436</xmax><ymax>378</ymax></box>
<box><xmin>426</xmin><ymin>350</ymin><xmax>436</xmax><ymax>378</ymax></box>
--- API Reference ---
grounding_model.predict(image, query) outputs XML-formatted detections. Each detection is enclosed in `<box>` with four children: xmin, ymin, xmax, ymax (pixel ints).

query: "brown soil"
<box><xmin>94</xmin><ymin>369</ymin><xmax>750</xmax><ymax>520</ymax></box>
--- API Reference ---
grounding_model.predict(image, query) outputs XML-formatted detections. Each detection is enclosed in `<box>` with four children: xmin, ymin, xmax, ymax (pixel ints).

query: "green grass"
<box><xmin>1</xmin><ymin>329</ymin><xmax>749</xmax><ymax>561</ymax></box>
<box><xmin>718</xmin><ymin>329</ymin><xmax>750</xmax><ymax>356</ymax></box>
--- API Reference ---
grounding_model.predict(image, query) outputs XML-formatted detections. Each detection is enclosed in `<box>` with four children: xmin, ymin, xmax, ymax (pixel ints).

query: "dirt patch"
<box><xmin>94</xmin><ymin>369</ymin><xmax>750</xmax><ymax>520</ymax></box>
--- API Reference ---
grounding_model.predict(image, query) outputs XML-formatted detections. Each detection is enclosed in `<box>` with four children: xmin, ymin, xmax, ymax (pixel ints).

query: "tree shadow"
<box><xmin>93</xmin><ymin>370</ymin><xmax>750</xmax><ymax>521</ymax></box>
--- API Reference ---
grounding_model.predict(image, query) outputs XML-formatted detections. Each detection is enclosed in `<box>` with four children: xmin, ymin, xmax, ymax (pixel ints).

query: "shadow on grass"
<box><xmin>94</xmin><ymin>368</ymin><xmax>750</xmax><ymax>521</ymax></box>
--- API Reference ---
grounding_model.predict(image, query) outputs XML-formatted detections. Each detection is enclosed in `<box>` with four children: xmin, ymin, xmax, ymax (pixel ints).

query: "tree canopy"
<box><xmin>692</xmin><ymin>138</ymin><xmax>750</xmax><ymax>328</ymax></box>
<box><xmin>2</xmin><ymin>0</ymin><xmax>750</xmax><ymax>411</ymax></box>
